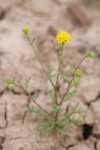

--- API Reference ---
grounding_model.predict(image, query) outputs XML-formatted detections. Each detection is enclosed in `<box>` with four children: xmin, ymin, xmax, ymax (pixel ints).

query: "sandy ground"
<box><xmin>0</xmin><ymin>0</ymin><xmax>100</xmax><ymax>150</ymax></box>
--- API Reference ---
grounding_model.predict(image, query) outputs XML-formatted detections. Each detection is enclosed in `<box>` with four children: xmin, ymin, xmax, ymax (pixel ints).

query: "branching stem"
<box><xmin>59</xmin><ymin>55</ymin><xmax>87</xmax><ymax>106</ymax></box>
<box><xmin>53</xmin><ymin>55</ymin><xmax>87</xmax><ymax>128</ymax></box>
<box><xmin>14</xmin><ymin>82</ymin><xmax>51</xmax><ymax>116</ymax></box>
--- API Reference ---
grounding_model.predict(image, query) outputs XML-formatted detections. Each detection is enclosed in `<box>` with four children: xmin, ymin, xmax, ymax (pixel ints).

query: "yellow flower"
<box><xmin>22</xmin><ymin>26</ymin><xmax>29</xmax><ymax>36</ymax></box>
<box><xmin>56</xmin><ymin>31</ymin><xmax>71</xmax><ymax>43</ymax></box>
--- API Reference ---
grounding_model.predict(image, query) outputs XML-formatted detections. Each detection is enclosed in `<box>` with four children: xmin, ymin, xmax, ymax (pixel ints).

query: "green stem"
<box><xmin>59</xmin><ymin>55</ymin><xmax>87</xmax><ymax>106</ymax></box>
<box><xmin>55</xmin><ymin>43</ymin><xmax>64</xmax><ymax>105</ymax></box>
<box><xmin>54</xmin><ymin>43</ymin><xmax>64</xmax><ymax>127</ymax></box>
<box><xmin>27</xmin><ymin>36</ymin><xmax>55</xmax><ymax>88</ymax></box>
<box><xmin>14</xmin><ymin>82</ymin><xmax>51</xmax><ymax>116</ymax></box>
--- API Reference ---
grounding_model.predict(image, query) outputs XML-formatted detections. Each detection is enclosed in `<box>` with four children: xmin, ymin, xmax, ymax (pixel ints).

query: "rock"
<box><xmin>61</xmin><ymin>136</ymin><xmax>77</xmax><ymax>148</ymax></box>
<box><xmin>1</xmin><ymin>93</ymin><xmax>28</xmax><ymax>126</ymax></box>
<box><xmin>93</xmin><ymin>123</ymin><xmax>100</xmax><ymax>135</ymax></box>
<box><xmin>79</xmin><ymin>76</ymin><xmax>100</xmax><ymax>103</ymax></box>
<box><xmin>0</xmin><ymin>136</ymin><xmax>4</xmax><ymax>150</ymax></box>
<box><xmin>33</xmin><ymin>0</ymin><xmax>55</xmax><ymax>16</ymax></box>
<box><xmin>68</xmin><ymin>143</ymin><xmax>93</xmax><ymax>150</ymax></box>
<box><xmin>0</xmin><ymin>0</ymin><xmax>22</xmax><ymax>9</ymax></box>
<box><xmin>53</xmin><ymin>0</ymin><xmax>78</xmax><ymax>5</ymax></box>
<box><xmin>3</xmin><ymin>124</ymin><xmax>65</xmax><ymax>150</ymax></box>
<box><xmin>85</xmin><ymin>99</ymin><xmax>100</xmax><ymax>134</ymax></box>
<box><xmin>84</xmin><ymin>136</ymin><xmax>97</xmax><ymax>150</ymax></box>
<box><xmin>0</xmin><ymin>100</ymin><xmax>6</xmax><ymax>128</ymax></box>
<box><xmin>97</xmin><ymin>140</ymin><xmax>100</xmax><ymax>150</ymax></box>
<box><xmin>68</xmin><ymin>4</ymin><xmax>89</xmax><ymax>25</ymax></box>
<box><xmin>0</xmin><ymin>7</ymin><xmax>5</xmax><ymax>20</ymax></box>
<box><xmin>84</xmin><ymin>108</ymin><xmax>94</xmax><ymax>125</ymax></box>
<box><xmin>91</xmin><ymin>99</ymin><xmax>100</xmax><ymax>121</ymax></box>
<box><xmin>48</xmin><ymin>26</ymin><xmax>57</xmax><ymax>36</ymax></box>
<box><xmin>5</xmin><ymin>124</ymin><xmax>35</xmax><ymax>141</ymax></box>
<box><xmin>0</xmin><ymin>70</ymin><xmax>7</xmax><ymax>93</ymax></box>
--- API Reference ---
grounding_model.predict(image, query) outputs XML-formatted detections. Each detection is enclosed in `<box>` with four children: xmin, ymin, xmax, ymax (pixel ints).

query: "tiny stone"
<box><xmin>0</xmin><ymin>7</ymin><xmax>5</xmax><ymax>20</ymax></box>
<box><xmin>68</xmin><ymin>143</ymin><xmax>92</xmax><ymax>150</ymax></box>
<box><xmin>97</xmin><ymin>140</ymin><xmax>100</xmax><ymax>150</ymax></box>
<box><xmin>48</xmin><ymin>26</ymin><xmax>57</xmax><ymax>36</ymax></box>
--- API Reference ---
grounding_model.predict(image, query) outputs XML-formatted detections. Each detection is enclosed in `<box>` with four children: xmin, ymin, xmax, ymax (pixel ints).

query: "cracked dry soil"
<box><xmin>0</xmin><ymin>0</ymin><xmax>100</xmax><ymax>150</ymax></box>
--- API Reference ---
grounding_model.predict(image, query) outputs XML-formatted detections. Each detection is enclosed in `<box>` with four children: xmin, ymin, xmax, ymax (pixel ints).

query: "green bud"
<box><xmin>22</xmin><ymin>26</ymin><xmax>29</xmax><ymax>36</ymax></box>
<box><xmin>67</xmin><ymin>79</ymin><xmax>70</xmax><ymax>83</ymax></box>
<box><xmin>75</xmin><ymin>69</ymin><xmax>83</xmax><ymax>77</ymax></box>
<box><xmin>86</xmin><ymin>51</ymin><xmax>95</xmax><ymax>58</ymax></box>
<box><xmin>56</xmin><ymin>106</ymin><xmax>60</xmax><ymax>111</ymax></box>
<box><xmin>5</xmin><ymin>79</ymin><xmax>14</xmax><ymax>85</ymax></box>
<box><xmin>53</xmin><ymin>105</ymin><xmax>60</xmax><ymax>112</ymax></box>
<box><xmin>74</xmin><ymin>79</ymin><xmax>79</xmax><ymax>85</ymax></box>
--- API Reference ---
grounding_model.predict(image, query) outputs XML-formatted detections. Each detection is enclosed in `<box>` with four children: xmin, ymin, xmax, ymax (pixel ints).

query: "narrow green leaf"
<box><xmin>47</xmin><ymin>65</ymin><xmax>53</xmax><ymax>79</ymax></box>
<box><xmin>25</xmin><ymin>77</ymin><xmax>31</xmax><ymax>92</ymax></box>
<box><xmin>64</xmin><ymin>88</ymin><xmax>77</xmax><ymax>101</ymax></box>
<box><xmin>63</xmin><ymin>102</ymin><xmax>84</xmax><ymax>120</ymax></box>
<box><xmin>52</xmin><ymin>102</ymin><xmax>60</xmax><ymax>112</ymax></box>
<box><xmin>56</xmin><ymin>127</ymin><xmax>67</xmax><ymax>135</ymax></box>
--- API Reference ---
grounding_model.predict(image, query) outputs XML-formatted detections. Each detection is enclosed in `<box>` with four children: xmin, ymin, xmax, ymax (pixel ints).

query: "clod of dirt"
<box><xmin>79</xmin><ymin>76</ymin><xmax>100</xmax><ymax>103</ymax></box>
<box><xmin>97</xmin><ymin>140</ymin><xmax>100</xmax><ymax>150</ymax></box>
<box><xmin>68</xmin><ymin>143</ymin><xmax>92</xmax><ymax>150</ymax></box>
<box><xmin>0</xmin><ymin>7</ymin><xmax>5</xmax><ymax>20</ymax></box>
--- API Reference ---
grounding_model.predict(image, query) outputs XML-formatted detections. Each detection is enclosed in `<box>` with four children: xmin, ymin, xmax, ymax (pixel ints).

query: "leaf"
<box><xmin>5</xmin><ymin>77</ymin><xmax>16</xmax><ymax>85</ymax></box>
<box><xmin>47</xmin><ymin>65</ymin><xmax>53</xmax><ymax>79</ymax></box>
<box><xmin>30</xmin><ymin>93</ymin><xmax>38</xmax><ymax>101</ymax></box>
<box><xmin>63</xmin><ymin>118</ymin><xmax>84</xmax><ymax>127</ymax></box>
<box><xmin>56</xmin><ymin>127</ymin><xmax>67</xmax><ymax>135</ymax></box>
<box><xmin>38</xmin><ymin>120</ymin><xmax>55</xmax><ymax>134</ymax></box>
<box><xmin>26</xmin><ymin>106</ymin><xmax>42</xmax><ymax>113</ymax></box>
<box><xmin>39</xmin><ymin>121</ymin><xmax>50</xmax><ymax>127</ymax></box>
<box><xmin>25</xmin><ymin>77</ymin><xmax>31</xmax><ymax>92</ymax></box>
<box><xmin>38</xmin><ymin>126</ymin><xmax>54</xmax><ymax>134</ymax></box>
<box><xmin>52</xmin><ymin>103</ymin><xmax>60</xmax><ymax>112</ymax></box>
<box><xmin>64</xmin><ymin>88</ymin><xmax>77</xmax><ymax>101</ymax></box>
<box><xmin>63</xmin><ymin>102</ymin><xmax>84</xmax><ymax>120</ymax></box>
<box><xmin>58</xmin><ymin>69</ymin><xmax>71</xmax><ymax>83</ymax></box>
<box><xmin>48</xmin><ymin>91</ymin><xmax>55</xmax><ymax>101</ymax></box>
<box><xmin>59</xmin><ymin>72</ymin><xmax>68</xmax><ymax>82</ymax></box>
<box><xmin>26</xmin><ymin>107</ymin><xmax>49</xmax><ymax>119</ymax></box>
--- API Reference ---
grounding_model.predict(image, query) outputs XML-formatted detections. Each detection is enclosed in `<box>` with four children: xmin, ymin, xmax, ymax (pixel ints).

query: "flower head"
<box><xmin>75</xmin><ymin>69</ymin><xmax>83</xmax><ymax>77</ymax></box>
<box><xmin>74</xmin><ymin>79</ymin><xmax>79</xmax><ymax>85</ymax></box>
<box><xmin>56</xmin><ymin>31</ymin><xmax>71</xmax><ymax>43</ymax></box>
<box><xmin>5</xmin><ymin>79</ymin><xmax>14</xmax><ymax>85</ymax></box>
<box><xmin>22</xmin><ymin>26</ymin><xmax>29</xmax><ymax>36</ymax></box>
<box><xmin>86</xmin><ymin>51</ymin><xmax>95</xmax><ymax>58</ymax></box>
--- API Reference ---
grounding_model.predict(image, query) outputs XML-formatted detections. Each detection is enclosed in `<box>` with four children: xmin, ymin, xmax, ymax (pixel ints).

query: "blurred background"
<box><xmin>0</xmin><ymin>0</ymin><xmax>100</xmax><ymax>150</ymax></box>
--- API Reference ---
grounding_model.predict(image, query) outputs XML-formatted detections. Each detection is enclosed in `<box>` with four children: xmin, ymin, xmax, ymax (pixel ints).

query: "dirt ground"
<box><xmin>0</xmin><ymin>0</ymin><xmax>100</xmax><ymax>150</ymax></box>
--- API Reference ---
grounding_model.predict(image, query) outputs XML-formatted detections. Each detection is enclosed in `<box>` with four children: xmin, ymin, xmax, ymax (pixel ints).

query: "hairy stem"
<box><xmin>27</xmin><ymin>36</ymin><xmax>55</xmax><ymax>88</ymax></box>
<box><xmin>55</xmin><ymin>43</ymin><xmax>64</xmax><ymax>104</ymax></box>
<box><xmin>59</xmin><ymin>55</ymin><xmax>87</xmax><ymax>106</ymax></box>
<box><xmin>54</xmin><ymin>43</ymin><xmax>64</xmax><ymax>127</ymax></box>
<box><xmin>14</xmin><ymin>82</ymin><xmax>51</xmax><ymax>116</ymax></box>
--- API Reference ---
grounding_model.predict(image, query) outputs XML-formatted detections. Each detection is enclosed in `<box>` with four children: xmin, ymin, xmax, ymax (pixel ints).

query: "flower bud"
<box><xmin>5</xmin><ymin>79</ymin><xmax>14</xmax><ymax>85</ymax></box>
<box><xmin>22</xmin><ymin>26</ymin><xmax>29</xmax><ymax>36</ymax></box>
<box><xmin>56</xmin><ymin>106</ymin><xmax>60</xmax><ymax>111</ymax></box>
<box><xmin>86</xmin><ymin>51</ymin><xmax>95</xmax><ymax>58</ymax></box>
<box><xmin>75</xmin><ymin>69</ymin><xmax>83</xmax><ymax>77</ymax></box>
<box><xmin>67</xmin><ymin>79</ymin><xmax>70</xmax><ymax>83</ymax></box>
<box><xmin>74</xmin><ymin>79</ymin><xmax>79</xmax><ymax>85</ymax></box>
